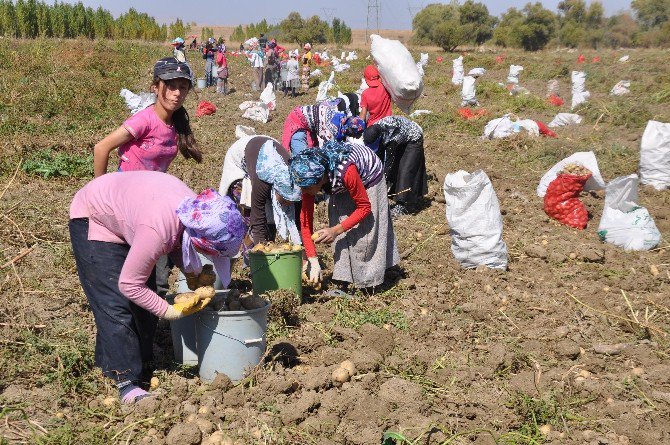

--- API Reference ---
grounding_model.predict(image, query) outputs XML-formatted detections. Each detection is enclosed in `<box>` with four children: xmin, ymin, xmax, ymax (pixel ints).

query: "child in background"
<box><xmin>279</xmin><ymin>53</ymin><xmax>289</xmax><ymax>96</ymax></box>
<box><xmin>216</xmin><ymin>50</ymin><xmax>229</xmax><ymax>95</ymax></box>
<box><xmin>286</xmin><ymin>52</ymin><xmax>300</xmax><ymax>97</ymax></box>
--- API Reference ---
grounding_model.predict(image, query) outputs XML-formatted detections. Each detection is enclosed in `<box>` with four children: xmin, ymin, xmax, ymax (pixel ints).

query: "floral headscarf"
<box><xmin>176</xmin><ymin>189</ymin><xmax>246</xmax><ymax>288</ymax></box>
<box><xmin>289</xmin><ymin>140</ymin><xmax>351</xmax><ymax>188</ymax></box>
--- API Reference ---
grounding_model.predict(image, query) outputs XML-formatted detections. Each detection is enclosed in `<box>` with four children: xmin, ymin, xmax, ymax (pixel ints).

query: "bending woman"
<box><xmin>219</xmin><ymin>136</ymin><xmax>302</xmax><ymax>245</ymax></box>
<box><xmin>363</xmin><ymin>115</ymin><xmax>428</xmax><ymax>217</ymax></box>
<box><xmin>69</xmin><ymin>171</ymin><xmax>245</xmax><ymax>404</ymax></box>
<box><xmin>290</xmin><ymin>141</ymin><xmax>399</xmax><ymax>288</ymax></box>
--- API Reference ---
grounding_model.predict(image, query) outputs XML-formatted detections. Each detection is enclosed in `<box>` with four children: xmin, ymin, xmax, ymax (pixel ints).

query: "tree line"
<box><xmin>413</xmin><ymin>0</ymin><xmax>670</xmax><ymax>51</ymax></box>
<box><xmin>230</xmin><ymin>13</ymin><xmax>352</xmax><ymax>45</ymax></box>
<box><xmin>0</xmin><ymin>0</ymin><xmax>167</xmax><ymax>40</ymax></box>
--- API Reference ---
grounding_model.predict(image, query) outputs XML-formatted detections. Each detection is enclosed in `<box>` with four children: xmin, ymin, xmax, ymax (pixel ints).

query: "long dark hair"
<box><xmin>152</xmin><ymin>77</ymin><xmax>202</xmax><ymax>163</ymax></box>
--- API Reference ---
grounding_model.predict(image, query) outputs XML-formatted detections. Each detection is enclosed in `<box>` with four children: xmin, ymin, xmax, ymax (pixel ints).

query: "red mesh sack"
<box><xmin>548</xmin><ymin>94</ymin><xmax>564</xmax><ymax>106</ymax></box>
<box><xmin>577</xmin><ymin>54</ymin><xmax>586</xmax><ymax>63</ymax></box>
<box><xmin>544</xmin><ymin>173</ymin><xmax>591</xmax><ymax>229</ymax></box>
<box><xmin>536</xmin><ymin>120</ymin><xmax>557</xmax><ymax>138</ymax></box>
<box><xmin>196</xmin><ymin>101</ymin><xmax>217</xmax><ymax>117</ymax></box>
<box><xmin>457</xmin><ymin>107</ymin><xmax>487</xmax><ymax>120</ymax></box>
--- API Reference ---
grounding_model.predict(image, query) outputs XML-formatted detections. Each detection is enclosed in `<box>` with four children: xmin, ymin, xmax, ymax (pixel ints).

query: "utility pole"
<box><xmin>365</xmin><ymin>0</ymin><xmax>380</xmax><ymax>43</ymax></box>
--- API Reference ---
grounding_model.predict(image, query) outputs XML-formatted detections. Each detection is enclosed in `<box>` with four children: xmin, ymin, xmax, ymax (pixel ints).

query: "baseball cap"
<box><xmin>364</xmin><ymin>65</ymin><xmax>381</xmax><ymax>87</ymax></box>
<box><xmin>171</xmin><ymin>37</ymin><xmax>185</xmax><ymax>46</ymax></box>
<box><xmin>153</xmin><ymin>57</ymin><xmax>192</xmax><ymax>83</ymax></box>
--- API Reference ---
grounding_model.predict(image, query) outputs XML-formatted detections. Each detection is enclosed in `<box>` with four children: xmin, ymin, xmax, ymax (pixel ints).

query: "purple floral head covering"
<box><xmin>176</xmin><ymin>189</ymin><xmax>246</xmax><ymax>288</ymax></box>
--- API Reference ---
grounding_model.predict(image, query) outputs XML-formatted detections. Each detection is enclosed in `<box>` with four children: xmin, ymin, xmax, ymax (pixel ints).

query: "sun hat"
<box><xmin>364</xmin><ymin>65</ymin><xmax>381</xmax><ymax>87</ymax></box>
<box><xmin>171</xmin><ymin>37</ymin><xmax>185</xmax><ymax>46</ymax></box>
<box><xmin>153</xmin><ymin>57</ymin><xmax>192</xmax><ymax>82</ymax></box>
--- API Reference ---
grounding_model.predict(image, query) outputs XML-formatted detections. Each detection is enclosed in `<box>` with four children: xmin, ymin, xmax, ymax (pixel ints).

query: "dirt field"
<box><xmin>1</xmin><ymin>39</ymin><xmax>669</xmax><ymax>445</ymax></box>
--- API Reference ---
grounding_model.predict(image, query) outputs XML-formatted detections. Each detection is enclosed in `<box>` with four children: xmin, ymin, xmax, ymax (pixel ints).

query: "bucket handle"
<box><xmin>198</xmin><ymin>318</ymin><xmax>264</xmax><ymax>346</ymax></box>
<box><xmin>249</xmin><ymin>253</ymin><xmax>281</xmax><ymax>276</ymax></box>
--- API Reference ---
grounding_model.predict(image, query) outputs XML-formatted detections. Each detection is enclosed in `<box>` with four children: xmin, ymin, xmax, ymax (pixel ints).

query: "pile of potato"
<box><xmin>208</xmin><ymin>289</ymin><xmax>267</xmax><ymax>312</ymax></box>
<box><xmin>250</xmin><ymin>242</ymin><xmax>302</xmax><ymax>254</ymax></box>
<box><xmin>331</xmin><ymin>360</ymin><xmax>356</xmax><ymax>387</ymax></box>
<box><xmin>559</xmin><ymin>163</ymin><xmax>592</xmax><ymax>177</ymax></box>
<box><xmin>185</xmin><ymin>264</ymin><xmax>217</xmax><ymax>290</ymax></box>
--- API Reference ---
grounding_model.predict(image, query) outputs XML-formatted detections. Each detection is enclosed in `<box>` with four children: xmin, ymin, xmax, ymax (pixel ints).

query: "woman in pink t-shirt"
<box><xmin>93</xmin><ymin>57</ymin><xmax>202</xmax><ymax>177</ymax></box>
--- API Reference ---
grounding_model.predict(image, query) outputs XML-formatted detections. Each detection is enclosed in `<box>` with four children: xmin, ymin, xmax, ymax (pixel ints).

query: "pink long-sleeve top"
<box><xmin>69</xmin><ymin>171</ymin><xmax>196</xmax><ymax>316</ymax></box>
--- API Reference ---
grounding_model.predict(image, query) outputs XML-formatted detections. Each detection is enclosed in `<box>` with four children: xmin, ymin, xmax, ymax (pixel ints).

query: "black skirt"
<box><xmin>382</xmin><ymin>138</ymin><xmax>428</xmax><ymax>204</ymax></box>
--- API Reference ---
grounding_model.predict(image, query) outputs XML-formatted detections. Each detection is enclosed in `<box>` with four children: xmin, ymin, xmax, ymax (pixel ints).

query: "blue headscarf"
<box><xmin>290</xmin><ymin>140</ymin><xmax>352</xmax><ymax>187</ymax></box>
<box><xmin>328</xmin><ymin>114</ymin><xmax>367</xmax><ymax>141</ymax></box>
<box><xmin>343</xmin><ymin>116</ymin><xmax>366</xmax><ymax>138</ymax></box>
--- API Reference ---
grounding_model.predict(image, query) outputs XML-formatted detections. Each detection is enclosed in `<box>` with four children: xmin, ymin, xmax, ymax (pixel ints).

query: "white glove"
<box><xmin>302</xmin><ymin>257</ymin><xmax>322</xmax><ymax>284</ymax></box>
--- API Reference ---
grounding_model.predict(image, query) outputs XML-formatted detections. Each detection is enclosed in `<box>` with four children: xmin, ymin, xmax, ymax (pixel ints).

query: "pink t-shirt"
<box><xmin>70</xmin><ymin>171</ymin><xmax>196</xmax><ymax>316</ymax></box>
<box><xmin>118</xmin><ymin>105</ymin><xmax>178</xmax><ymax>172</ymax></box>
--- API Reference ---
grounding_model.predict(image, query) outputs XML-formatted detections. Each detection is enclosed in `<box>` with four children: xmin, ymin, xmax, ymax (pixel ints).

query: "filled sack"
<box><xmin>598</xmin><ymin>174</ymin><xmax>661</xmax><ymax>251</ymax></box>
<box><xmin>443</xmin><ymin>170</ymin><xmax>508</xmax><ymax>270</ymax></box>
<box><xmin>548</xmin><ymin>113</ymin><xmax>582</xmax><ymax>128</ymax></box>
<box><xmin>537</xmin><ymin>151</ymin><xmax>605</xmax><ymax>197</ymax></box>
<box><xmin>544</xmin><ymin>164</ymin><xmax>592</xmax><ymax>230</ymax></box>
<box><xmin>639</xmin><ymin>120</ymin><xmax>670</xmax><ymax>190</ymax></box>
<box><xmin>452</xmin><ymin>55</ymin><xmax>464</xmax><ymax>85</ymax></box>
<box><xmin>507</xmin><ymin>65</ymin><xmax>523</xmax><ymax>85</ymax></box>
<box><xmin>370</xmin><ymin>34</ymin><xmax>424</xmax><ymax>113</ymax></box>
<box><xmin>571</xmin><ymin>71</ymin><xmax>590</xmax><ymax>110</ymax></box>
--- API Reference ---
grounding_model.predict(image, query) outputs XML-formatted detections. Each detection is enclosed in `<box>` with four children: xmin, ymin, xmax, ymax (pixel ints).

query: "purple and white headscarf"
<box><xmin>176</xmin><ymin>189</ymin><xmax>246</xmax><ymax>288</ymax></box>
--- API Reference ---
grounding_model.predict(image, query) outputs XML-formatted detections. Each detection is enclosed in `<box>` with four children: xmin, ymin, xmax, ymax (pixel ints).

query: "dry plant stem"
<box><xmin>566</xmin><ymin>293</ymin><xmax>667</xmax><ymax>337</ymax></box>
<box><xmin>1</xmin><ymin>246</ymin><xmax>35</xmax><ymax>269</ymax></box>
<box><xmin>110</xmin><ymin>416</ymin><xmax>157</xmax><ymax>442</ymax></box>
<box><xmin>621</xmin><ymin>290</ymin><xmax>640</xmax><ymax>324</ymax></box>
<box><xmin>1</xmin><ymin>214</ymin><xmax>28</xmax><ymax>246</ymax></box>
<box><xmin>387</xmin><ymin>187</ymin><xmax>412</xmax><ymax>198</ymax></box>
<box><xmin>0</xmin><ymin>159</ymin><xmax>22</xmax><ymax>202</ymax></box>
<box><xmin>400</xmin><ymin>232</ymin><xmax>437</xmax><ymax>259</ymax></box>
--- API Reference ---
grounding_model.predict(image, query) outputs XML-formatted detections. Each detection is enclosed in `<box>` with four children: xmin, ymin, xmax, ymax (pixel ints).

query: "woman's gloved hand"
<box><xmin>162</xmin><ymin>287</ymin><xmax>215</xmax><ymax>320</ymax></box>
<box><xmin>302</xmin><ymin>257</ymin><xmax>322</xmax><ymax>284</ymax></box>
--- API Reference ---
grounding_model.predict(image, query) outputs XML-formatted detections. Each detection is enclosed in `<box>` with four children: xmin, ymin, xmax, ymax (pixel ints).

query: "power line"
<box><xmin>366</xmin><ymin>0</ymin><xmax>380</xmax><ymax>43</ymax></box>
<box><xmin>321</xmin><ymin>8</ymin><xmax>337</xmax><ymax>23</ymax></box>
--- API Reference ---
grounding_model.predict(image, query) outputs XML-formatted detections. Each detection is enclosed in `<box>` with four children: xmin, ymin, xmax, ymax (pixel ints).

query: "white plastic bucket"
<box><xmin>197</xmin><ymin>78</ymin><xmax>207</xmax><ymax>89</ymax></box>
<box><xmin>196</xmin><ymin>302</ymin><xmax>270</xmax><ymax>382</ymax></box>
<box><xmin>166</xmin><ymin>295</ymin><xmax>199</xmax><ymax>365</ymax></box>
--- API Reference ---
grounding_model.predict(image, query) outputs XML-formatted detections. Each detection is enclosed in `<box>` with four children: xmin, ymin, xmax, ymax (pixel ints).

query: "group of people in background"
<box><xmin>68</xmin><ymin>44</ymin><xmax>428</xmax><ymax>405</ymax></box>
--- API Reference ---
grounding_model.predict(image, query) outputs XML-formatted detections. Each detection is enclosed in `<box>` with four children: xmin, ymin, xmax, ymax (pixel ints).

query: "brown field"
<box><xmin>0</xmin><ymin>38</ymin><xmax>669</xmax><ymax>445</ymax></box>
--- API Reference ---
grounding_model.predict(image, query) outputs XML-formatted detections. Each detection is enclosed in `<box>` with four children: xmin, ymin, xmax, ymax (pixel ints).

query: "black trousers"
<box><xmin>381</xmin><ymin>138</ymin><xmax>428</xmax><ymax>204</ymax></box>
<box><xmin>69</xmin><ymin>218</ymin><xmax>157</xmax><ymax>386</ymax></box>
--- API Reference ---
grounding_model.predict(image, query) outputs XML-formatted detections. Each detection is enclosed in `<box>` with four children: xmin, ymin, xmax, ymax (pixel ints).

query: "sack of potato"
<box><xmin>544</xmin><ymin>163</ymin><xmax>592</xmax><ymax>229</ymax></box>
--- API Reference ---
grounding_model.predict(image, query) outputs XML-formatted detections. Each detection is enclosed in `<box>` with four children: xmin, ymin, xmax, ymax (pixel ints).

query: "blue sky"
<box><xmin>61</xmin><ymin>0</ymin><xmax>633</xmax><ymax>30</ymax></box>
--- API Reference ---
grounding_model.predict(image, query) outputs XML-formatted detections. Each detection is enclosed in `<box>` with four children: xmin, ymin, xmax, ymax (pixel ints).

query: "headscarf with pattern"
<box><xmin>176</xmin><ymin>189</ymin><xmax>246</xmax><ymax>288</ymax></box>
<box><xmin>289</xmin><ymin>140</ymin><xmax>352</xmax><ymax>188</ymax></box>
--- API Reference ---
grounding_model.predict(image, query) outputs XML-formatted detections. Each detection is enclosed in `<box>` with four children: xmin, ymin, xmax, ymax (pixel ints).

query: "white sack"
<box><xmin>548</xmin><ymin>113</ymin><xmax>583</xmax><ymax>128</ymax></box>
<box><xmin>243</xmin><ymin>37</ymin><xmax>258</xmax><ymax>49</ymax></box>
<box><xmin>507</xmin><ymin>65</ymin><xmax>523</xmax><ymax>85</ymax></box>
<box><xmin>242</xmin><ymin>103</ymin><xmax>270</xmax><ymax>123</ymax></box>
<box><xmin>618</xmin><ymin>55</ymin><xmax>629</xmax><ymax>63</ymax></box>
<box><xmin>235</xmin><ymin>125</ymin><xmax>256</xmax><ymax>139</ymax></box>
<box><xmin>443</xmin><ymin>170</ymin><xmax>508</xmax><ymax>270</ymax></box>
<box><xmin>238</xmin><ymin>100</ymin><xmax>257</xmax><ymax>111</ymax></box>
<box><xmin>451</xmin><ymin>55</ymin><xmax>464</xmax><ymax>85</ymax></box>
<box><xmin>482</xmin><ymin>115</ymin><xmax>538</xmax><ymax>139</ymax></box>
<box><xmin>409</xmin><ymin>109</ymin><xmax>432</xmax><ymax>118</ymax></box>
<box><xmin>546</xmin><ymin>79</ymin><xmax>560</xmax><ymax>97</ymax></box>
<box><xmin>461</xmin><ymin>75</ymin><xmax>478</xmax><ymax>107</ymax></box>
<box><xmin>640</xmin><ymin>120</ymin><xmax>670</xmax><ymax>190</ymax></box>
<box><xmin>316</xmin><ymin>71</ymin><xmax>336</xmax><ymax>103</ymax></box>
<box><xmin>597</xmin><ymin>174</ymin><xmax>661</xmax><ymax>251</ymax></box>
<box><xmin>536</xmin><ymin>151</ymin><xmax>606</xmax><ymax>197</ymax></box>
<box><xmin>416</xmin><ymin>53</ymin><xmax>428</xmax><ymax>76</ymax></box>
<box><xmin>370</xmin><ymin>34</ymin><xmax>424</xmax><ymax>113</ymax></box>
<box><xmin>333</xmin><ymin>63</ymin><xmax>350</xmax><ymax>72</ymax></box>
<box><xmin>310</xmin><ymin>69</ymin><xmax>323</xmax><ymax>78</ymax></box>
<box><xmin>356</xmin><ymin>77</ymin><xmax>369</xmax><ymax>95</ymax></box>
<box><xmin>345</xmin><ymin>51</ymin><xmax>358</xmax><ymax>61</ymax></box>
<box><xmin>119</xmin><ymin>88</ymin><xmax>156</xmax><ymax>115</ymax></box>
<box><xmin>610</xmin><ymin>80</ymin><xmax>631</xmax><ymax>96</ymax></box>
<box><xmin>468</xmin><ymin>67</ymin><xmax>486</xmax><ymax>77</ymax></box>
<box><xmin>259</xmin><ymin>83</ymin><xmax>276</xmax><ymax>111</ymax></box>
<box><xmin>571</xmin><ymin>71</ymin><xmax>590</xmax><ymax>109</ymax></box>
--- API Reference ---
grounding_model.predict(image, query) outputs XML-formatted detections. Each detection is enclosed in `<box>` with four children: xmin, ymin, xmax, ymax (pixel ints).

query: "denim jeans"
<box><xmin>69</xmin><ymin>218</ymin><xmax>158</xmax><ymax>386</ymax></box>
<box><xmin>290</xmin><ymin>130</ymin><xmax>309</xmax><ymax>156</ymax></box>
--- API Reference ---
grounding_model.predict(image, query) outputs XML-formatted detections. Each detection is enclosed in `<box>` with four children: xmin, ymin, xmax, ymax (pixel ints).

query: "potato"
<box><xmin>340</xmin><ymin>360</ymin><xmax>356</xmax><ymax>377</ymax></box>
<box><xmin>240</xmin><ymin>295</ymin><xmax>266</xmax><ymax>310</ymax></box>
<box><xmin>251</xmin><ymin>243</ymin><xmax>266</xmax><ymax>252</ymax></box>
<box><xmin>229</xmin><ymin>300</ymin><xmax>242</xmax><ymax>311</ymax></box>
<box><xmin>174</xmin><ymin>292</ymin><xmax>197</xmax><ymax>305</ymax></box>
<box><xmin>195</xmin><ymin>286</ymin><xmax>216</xmax><ymax>301</ymax></box>
<box><xmin>186</xmin><ymin>275</ymin><xmax>200</xmax><ymax>291</ymax></box>
<box><xmin>198</xmin><ymin>264</ymin><xmax>216</xmax><ymax>287</ymax></box>
<box><xmin>332</xmin><ymin>367</ymin><xmax>351</xmax><ymax>386</ymax></box>
<box><xmin>150</xmin><ymin>376</ymin><xmax>159</xmax><ymax>390</ymax></box>
<box><xmin>311</xmin><ymin>233</ymin><xmax>319</xmax><ymax>241</ymax></box>
<box><xmin>292</xmin><ymin>244</ymin><xmax>303</xmax><ymax>252</ymax></box>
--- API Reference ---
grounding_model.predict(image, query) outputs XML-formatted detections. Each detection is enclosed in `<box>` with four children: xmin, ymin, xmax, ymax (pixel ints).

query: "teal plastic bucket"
<box><xmin>196</xmin><ymin>301</ymin><xmax>270</xmax><ymax>382</ymax></box>
<box><xmin>248</xmin><ymin>250</ymin><xmax>302</xmax><ymax>299</ymax></box>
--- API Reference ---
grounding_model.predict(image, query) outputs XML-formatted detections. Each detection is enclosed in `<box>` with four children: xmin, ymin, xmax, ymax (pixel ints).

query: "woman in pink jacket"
<box><xmin>69</xmin><ymin>171</ymin><xmax>245</xmax><ymax>403</ymax></box>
